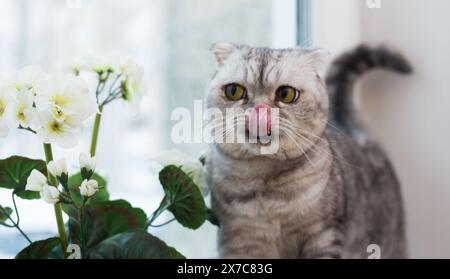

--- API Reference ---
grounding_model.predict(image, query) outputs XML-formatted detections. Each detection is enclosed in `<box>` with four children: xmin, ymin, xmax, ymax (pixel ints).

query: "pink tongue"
<box><xmin>249</xmin><ymin>103</ymin><xmax>272</xmax><ymax>137</ymax></box>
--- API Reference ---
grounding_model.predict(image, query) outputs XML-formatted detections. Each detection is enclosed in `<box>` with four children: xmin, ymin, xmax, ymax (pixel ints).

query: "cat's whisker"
<box><xmin>292</xmin><ymin>113</ymin><xmax>348</xmax><ymax>137</ymax></box>
<box><xmin>283</xmin><ymin>123</ymin><xmax>361</xmax><ymax>169</ymax></box>
<box><xmin>210</xmin><ymin>119</ymin><xmax>246</xmax><ymax>143</ymax></box>
<box><xmin>202</xmin><ymin>114</ymin><xmax>245</xmax><ymax>134</ymax></box>
<box><xmin>204</xmin><ymin>117</ymin><xmax>246</xmax><ymax>137</ymax></box>
<box><xmin>278</xmin><ymin>121</ymin><xmax>340</xmax><ymax>167</ymax></box>
<box><xmin>279</xmin><ymin>124</ymin><xmax>328</xmax><ymax>160</ymax></box>
<box><xmin>281</xmin><ymin>128</ymin><xmax>318</xmax><ymax>169</ymax></box>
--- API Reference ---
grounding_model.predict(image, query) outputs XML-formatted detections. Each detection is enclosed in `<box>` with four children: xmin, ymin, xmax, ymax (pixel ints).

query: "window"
<box><xmin>0</xmin><ymin>0</ymin><xmax>299</xmax><ymax>258</ymax></box>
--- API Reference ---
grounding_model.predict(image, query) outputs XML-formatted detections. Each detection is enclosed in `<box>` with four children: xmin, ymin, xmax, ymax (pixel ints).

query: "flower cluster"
<box><xmin>72</xmin><ymin>54</ymin><xmax>147</xmax><ymax>110</ymax></box>
<box><xmin>0</xmin><ymin>66</ymin><xmax>97</xmax><ymax>147</ymax></box>
<box><xmin>0</xmin><ymin>54</ymin><xmax>214</xmax><ymax>260</ymax></box>
<box><xmin>0</xmin><ymin>54</ymin><xmax>146</xmax><ymax>148</ymax></box>
<box><xmin>25</xmin><ymin>153</ymin><xmax>99</xmax><ymax>204</ymax></box>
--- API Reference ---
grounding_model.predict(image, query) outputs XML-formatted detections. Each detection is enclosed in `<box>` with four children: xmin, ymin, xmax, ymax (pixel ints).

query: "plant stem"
<box><xmin>11</xmin><ymin>192</ymin><xmax>20</xmax><ymax>225</ymax></box>
<box><xmin>43</xmin><ymin>143</ymin><xmax>68</xmax><ymax>257</ymax></box>
<box><xmin>53</xmin><ymin>204</ymin><xmax>67</xmax><ymax>254</ymax></box>
<box><xmin>95</xmin><ymin>77</ymin><xmax>105</xmax><ymax>103</ymax></box>
<box><xmin>0</xmin><ymin>221</ymin><xmax>15</xmax><ymax>228</ymax></box>
<box><xmin>12</xmin><ymin>220</ymin><xmax>32</xmax><ymax>244</ymax></box>
<box><xmin>145</xmin><ymin>198</ymin><xmax>171</xmax><ymax>229</ymax></box>
<box><xmin>78</xmin><ymin>207</ymin><xmax>86</xmax><ymax>259</ymax></box>
<box><xmin>0</xmin><ymin>205</ymin><xmax>32</xmax><ymax>244</ymax></box>
<box><xmin>148</xmin><ymin>218</ymin><xmax>176</xmax><ymax>228</ymax></box>
<box><xmin>108</xmin><ymin>73</ymin><xmax>122</xmax><ymax>94</ymax></box>
<box><xmin>90</xmin><ymin>108</ymin><xmax>103</xmax><ymax>157</ymax></box>
<box><xmin>18</xmin><ymin>125</ymin><xmax>37</xmax><ymax>134</ymax></box>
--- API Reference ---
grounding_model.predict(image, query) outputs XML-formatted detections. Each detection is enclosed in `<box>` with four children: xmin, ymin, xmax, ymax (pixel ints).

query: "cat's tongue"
<box><xmin>249</xmin><ymin>103</ymin><xmax>272</xmax><ymax>138</ymax></box>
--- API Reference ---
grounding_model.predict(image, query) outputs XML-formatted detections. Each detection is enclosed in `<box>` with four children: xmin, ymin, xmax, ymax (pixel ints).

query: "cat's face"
<box><xmin>205</xmin><ymin>43</ymin><xmax>330</xmax><ymax>160</ymax></box>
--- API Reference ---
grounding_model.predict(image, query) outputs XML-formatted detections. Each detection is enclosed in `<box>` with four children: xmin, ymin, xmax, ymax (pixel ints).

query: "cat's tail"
<box><xmin>326</xmin><ymin>45</ymin><xmax>412</xmax><ymax>140</ymax></box>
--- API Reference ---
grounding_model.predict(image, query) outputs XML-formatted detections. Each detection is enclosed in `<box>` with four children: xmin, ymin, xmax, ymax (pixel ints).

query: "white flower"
<box><xmin>25</xmin><ymin>169</ymin><xmax>48</xmax><ymax>192</ymax></box>
<box><xmin>34</xmin><ymin>74</ymin><xmax>97</xmax><ymax>128</ymax></box>
<box><xmin>187</xmin><ymin>165</ymin><xmax>208</xmax><ymax>196</ymax></box>
<box><xmin>40</xmin><ymin>185</ymin><xmax>60</xmax><ymax>204</ymax></box>
<box><xmin>47</xmin><ymin>158</ymin><xmax>68</xmax><ymax>178</ymax></box>
<box><xmin>77</xmin><ymin>70</ymin><xmax>100</xmax><ymax>96</ymax></box>
<box><xmin>12</xmin><ymin>65</ymin><xmax>45</xmax><ymax>93</ymax></box>
<box><xmin>79</xmin><ymin>179</ymin><xmax>99</xmax><ymax>197</ymax></box>
<box><xmin>0</xmin><ymin>66</ymin><xmax>44</xmax><ymax>135</ymax></box>
<box><xmin>154</xmin><ymin>150</ymin><xmax>209</xmax><ymax>196</ymax></box>
<box><xmin>79</xmin><ymin>153</ymin><xmax>96</xmax><ymax>172</ymax></box>
<box><xmin>121</xmin><ymin>59</ymin><xmax>146</xmax><ymax>106</ymax></box>
<box><xmin>33</xmin><ymin>75</ymin><xmax>97</xmax><ymax>148</ymax></box>
<box><xmin>27</xmin><ymin>169</ymin><xmax>61</xmax><ymax>204</ymax></box>
<box><xmin>0</xmin><ymin>82</ymin><xmax>11</xmax><ymax>137</ymax></box>
<box><xmin>72</xmin><ymin>54</ymin><xmax>146</xmax><ymax>112</ymax></box>
<box><xmin>6</xmin><ymin>89</ymin><xmax>36</xmax><ymax>129</ymax></box>
<box><xmin>36</xmin><ymin>111</ymin><xmax>79</xmax><ymax>148</ymax></box>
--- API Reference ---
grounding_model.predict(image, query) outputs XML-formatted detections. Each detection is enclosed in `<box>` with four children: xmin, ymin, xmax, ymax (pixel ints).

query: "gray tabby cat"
<box><xmin>205</xmin><ymin>43</ymin><xmax>412</xmax><ymax>259</ymax></box>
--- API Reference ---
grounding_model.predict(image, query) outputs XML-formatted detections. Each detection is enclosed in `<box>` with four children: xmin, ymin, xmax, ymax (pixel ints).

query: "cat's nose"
<box><xmin>249</xmin><ymin>103</ymin><xmax>272</xmax><ymax>138</ymax></box>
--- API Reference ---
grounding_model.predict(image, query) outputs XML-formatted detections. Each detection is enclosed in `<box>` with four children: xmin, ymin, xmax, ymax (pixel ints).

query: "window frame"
<box><xmin>297</xmin><ymin>0</ymin><xmax>313</xmax><ymax>47</ymax></box>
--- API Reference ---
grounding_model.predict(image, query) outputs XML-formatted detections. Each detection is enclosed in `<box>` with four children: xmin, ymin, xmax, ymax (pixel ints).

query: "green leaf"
<box><xmin>89</xmin><ymin>231</ymin><xmax>185</xmax><ymax>259</ymax></box>
<box><xmin>47</xmin><ymin>245</ymin><xmax>65</xmax><ymax>259</ymax></box>
<box><xmin>69</xmin><ymin>200</ymin><xmax>147</xmax><ymax>251</ymax></box>
<box><xmin>0</xmin><ymin>156</ymin><xmax>46</xmax><ymax>200</ymax></box>
<box><xmin>0</xmin><ymin>206</ymin><xmax>13</xmax><ymax>223</ymax></box>
<box><xmin>159</xmin><ymin>165</ymin><xmax>206</xmax><ymax>229</ymax></box>
<box><xmin>67</xmin><ymin>172</ymin><xmax>109</xmax><ymax>208</ymax></box>
<box><xmin>15</xmin><ymin>237</ymin><xmax>60</xmax><ymax>259</ymax></box>
<box><xmin>15</xmin><ymin>190</ymin><xmax>40</xmax><ymax>200</ymax></box>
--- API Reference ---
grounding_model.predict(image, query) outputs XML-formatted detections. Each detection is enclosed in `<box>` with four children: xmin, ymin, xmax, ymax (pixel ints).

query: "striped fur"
<box><xmin>206</xmin><ymin>43</ymin><xmax>408</xmax><ymax>259</ymax></box>
<box><xmin>326</xmin><ymin>45</ymin><xmax>413</xmax><ymax>138</ymax></box>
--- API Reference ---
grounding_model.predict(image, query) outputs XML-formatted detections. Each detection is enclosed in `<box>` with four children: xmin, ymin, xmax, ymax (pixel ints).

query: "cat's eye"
<box><xmin>224</xmin><ymin>83</ymin><xmax>246</xmax><ymax>101</ymax></box>
<box><xmin>275</xmin><ymin>86</ymin><xmax>299</xmax><ymax>104</ymax></box>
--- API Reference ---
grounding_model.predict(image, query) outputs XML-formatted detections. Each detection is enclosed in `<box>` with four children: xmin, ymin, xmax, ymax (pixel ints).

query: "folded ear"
<box><xmin>305</xmin><ymin>48</ymin><xmax>331</xmax><ymax>79</ymax></box>
<box><xmin>210</xmin><ymin>42</ymin><xmax>238</xmax><ymax>67</ymax></box>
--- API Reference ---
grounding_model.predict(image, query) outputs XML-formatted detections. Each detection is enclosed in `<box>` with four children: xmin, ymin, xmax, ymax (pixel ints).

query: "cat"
<box><xmin>205</xmin><ymin>43</ymin><xmax>412</xmax><ymax>259</ymax></box>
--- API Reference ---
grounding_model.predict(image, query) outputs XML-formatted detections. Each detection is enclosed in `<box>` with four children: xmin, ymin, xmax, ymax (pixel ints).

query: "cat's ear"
<box><xmin>210</xmin><ymin>42</ymin><xmax>238</xmax><ymax>67</ymax></box>
<box><xmin>306</xmin><ymin>48</ymin><xmax>331</xmax><ymax>79</ymax></box>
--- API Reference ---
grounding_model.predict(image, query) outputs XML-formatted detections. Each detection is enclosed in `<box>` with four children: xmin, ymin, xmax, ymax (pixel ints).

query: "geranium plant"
<box><xmin>0</xmin><ymin>58</ymin><xmax>210</xmax><ymax>259</ymax></box>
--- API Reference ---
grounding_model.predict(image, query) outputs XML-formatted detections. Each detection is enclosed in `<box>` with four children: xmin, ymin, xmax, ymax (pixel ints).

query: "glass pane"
<box><xmin>0</xmin><ymin>0</ymin><xmax>276</xmax><ymax>259</ymax></box>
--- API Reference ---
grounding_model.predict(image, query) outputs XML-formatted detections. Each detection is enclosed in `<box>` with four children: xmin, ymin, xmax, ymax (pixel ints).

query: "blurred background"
<box><xmin>0</xmin><ymin>0</ymin><xmax>449</xmax><ymax>258</ymax></box>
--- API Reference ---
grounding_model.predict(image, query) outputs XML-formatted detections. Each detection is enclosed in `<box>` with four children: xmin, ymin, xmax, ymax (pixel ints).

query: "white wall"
<box><xmin>359</xmin><ymin>0</ymin><xmax>450</xmax><ymax>259</ymax></box>
<box><xmin>313</xmin><ymin>0</ymin><xmax>450</xmax><ymax>258</ymax></box>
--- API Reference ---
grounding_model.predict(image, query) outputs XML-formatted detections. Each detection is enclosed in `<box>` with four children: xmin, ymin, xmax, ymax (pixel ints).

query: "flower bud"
<box><xmin>47</xmin><ymin>158</ymin><xmax>68</xmax><ymax>178</ymax></box>
<box><xmin>25</xmin><ymin>169</ymin><xmax>47</xmax><ymax>192</ymax></box>
<box><xmin>79</xmin><ymin>153</ymin><xmax>96</xmax><ymax>172</ymax></box>
<box><xmin>40</xmin><ymin>185</ymin><xmax>60</xmax><ymax>204</ymax></box>
<box><xmin>79</xmin><ymin>179</ymin><xmax>99</xmax><ymax>197</ymax></box>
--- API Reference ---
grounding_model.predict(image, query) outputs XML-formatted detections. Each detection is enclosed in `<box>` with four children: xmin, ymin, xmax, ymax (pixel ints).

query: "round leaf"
<box><xmin>0</xmin><ymin>156</ymin><xmax>46</xmax><ymax>200</ymax></box>
<box><xmin>158</xmin><ymin>165</ymin><xmax>206</xmax><ymax>229</ymax></box>
<box><xmin>68</xmin><ymin>199</ymin><xmax>147</xmax><ymax>251</ymax></box>
<box><xmin>15</xmin><ymin>237</ymin><xmax>61</xmax><ymax>259</ymax></box>
<box><xmin>89</xmin><ymin>231</ymin><xmax>185</xmax><ymax>259</ymax></box>
<box><xmin>14</xmin><ymin>189</ymin><xmax>40</xmax><ymax>200</ymax></box>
